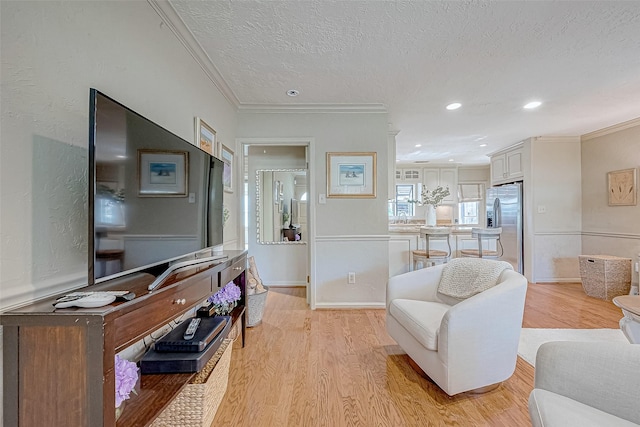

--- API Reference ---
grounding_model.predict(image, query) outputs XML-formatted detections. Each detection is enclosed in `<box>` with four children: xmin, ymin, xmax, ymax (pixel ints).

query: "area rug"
<box><xmin>517</xmin><ymin>328</ymin><xmax>628</xmax><ymax>367</ymax></box>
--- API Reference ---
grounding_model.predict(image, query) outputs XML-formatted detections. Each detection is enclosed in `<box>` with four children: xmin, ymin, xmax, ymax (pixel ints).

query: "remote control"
<box><xmin>183</xmin><ymin>318</ymin><xmax>201</xmax><ymax>340</ymax></box>
<box><xmin>117</xmin><ymin>292</ymin><xmax>136</xmax><ymax>301</ymax></box>
<box><xmin>54</xmin><ymin>294</ymin><xmax>116</xmax><ymax>309</ymax></box>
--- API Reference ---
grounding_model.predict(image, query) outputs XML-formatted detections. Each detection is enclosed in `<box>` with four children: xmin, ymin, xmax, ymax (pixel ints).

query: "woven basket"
<box><xmin>247</xmin><ymin>287</ymin><xmax>268</xmax><ymax>327</ymax></box>
<box><xmin>150</xmin><ymin>339</ymin><xmax>232</xmax><ymax>427</ymax></box>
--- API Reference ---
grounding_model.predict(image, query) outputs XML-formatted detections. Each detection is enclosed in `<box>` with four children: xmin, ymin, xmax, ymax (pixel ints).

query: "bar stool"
<box><xmin>460</xmin><ymin>227</ymin><xmax>503</xmax><ymax>259</ymax></box>
<box><xmin>412</xmin><ymin>226</ymin><xmax>452</xmax><ymax>270</ymax></box>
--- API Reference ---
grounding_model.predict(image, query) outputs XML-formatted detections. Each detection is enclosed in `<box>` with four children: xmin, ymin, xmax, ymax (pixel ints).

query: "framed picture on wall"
<box><xmin>219</xmin><ymin>143</ymin><xmax>234</xmax><ymax>193</ymax></box>
<box><xmin>195</xmin><ymin>117</ymin><xmax>216</xmax><ymax>156</ymax></box>
<box><xmin>137</xmin><ymin>149</ymin><xmax>188</xmax><ymax>197</ymax></box>
<box><xmin>608</xmin><ymin>168</ymin><xmax>637</xmax><ymax>206</ymax></box>
<box><xmin>326</xmin><ymin>152</ymin><xmax>377</xmax><ymax>198</ymax></box>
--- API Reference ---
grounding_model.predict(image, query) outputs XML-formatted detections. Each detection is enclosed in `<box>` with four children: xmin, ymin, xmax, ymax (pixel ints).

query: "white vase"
<box><xmin>425</xmin><ymin>205</ymin><xmax>436</xmax><ymax>226</ymax></box>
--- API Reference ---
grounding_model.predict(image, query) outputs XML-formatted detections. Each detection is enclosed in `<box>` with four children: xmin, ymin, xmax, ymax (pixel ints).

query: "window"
<box><xmin>391</xmin><ymin>184</ymin><xmax>415</xmax><ymax>216</ymax></box>
<box><xmin>457</xmin><ymin>183</ymin><xmax>484</xmax><ymax>225</ymax></box>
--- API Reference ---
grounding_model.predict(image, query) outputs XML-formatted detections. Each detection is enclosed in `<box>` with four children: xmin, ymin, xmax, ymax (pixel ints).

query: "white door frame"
<box><xmin>237</xmin><ymin>137</ymin><xmax>316</xmax><ymax>309</ymax></box>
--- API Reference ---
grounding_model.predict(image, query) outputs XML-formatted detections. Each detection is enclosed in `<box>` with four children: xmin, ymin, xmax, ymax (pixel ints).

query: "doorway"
<box><xmin>240</xmin><ymin>139</ymin><xmax>314</xmax><ymax>305</ymax></box>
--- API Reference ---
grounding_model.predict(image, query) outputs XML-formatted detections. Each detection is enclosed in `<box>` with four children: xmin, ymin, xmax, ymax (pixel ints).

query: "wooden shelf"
<box><xmin>117</xmin><ymin>305</ymin><xmax>245</xmax><ymax>426</ymax></box>
<box><xmin>2</xmin><ymin>250</ymin><xmax>247</xmax><ymax>427</ymax></box>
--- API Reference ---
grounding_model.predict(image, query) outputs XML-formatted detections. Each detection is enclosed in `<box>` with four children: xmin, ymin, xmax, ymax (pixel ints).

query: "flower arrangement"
<box><xmin>420</xmin><ymin>185</ymin><xmax>450</xmax><ymax>207</ymax></box>
<box><xmin>208</xmin><ymin>282</ymin><xmax>242</xmax><ymax>315</ymax></box>
<box><xmin>115</xmin><ymin>354</ymin><xmax>138</xmax><ymax>408</ymax></box>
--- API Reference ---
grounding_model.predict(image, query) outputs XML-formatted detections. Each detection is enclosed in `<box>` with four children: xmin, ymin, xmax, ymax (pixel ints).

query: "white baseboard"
<box><xmin>314</xmin><ymin>302</ymin><xmax>386</xmax><ymax>309</ymax></box>
<box><xmin>264</xmin><ymin>282</ymin><xmax>307</xmax><ymax>288</ymax></box>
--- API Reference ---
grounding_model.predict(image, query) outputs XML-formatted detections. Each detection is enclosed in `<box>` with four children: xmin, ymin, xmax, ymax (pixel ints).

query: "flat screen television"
<box><xmin>88</xmin><ymin>89</ymin><xmax>224</xmax><ymax>285</ymax></box>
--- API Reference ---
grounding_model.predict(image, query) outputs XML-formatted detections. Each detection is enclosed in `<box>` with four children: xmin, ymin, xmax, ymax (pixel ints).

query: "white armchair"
<box><xmin>529</xmin><ymin>341</ymin><xmax>640</xmax><ymax>426</ymax></box>
<box><xmin>386</xmin><ymin>260</ymin><xmax>527</xmax><ymax>395</ymax></box>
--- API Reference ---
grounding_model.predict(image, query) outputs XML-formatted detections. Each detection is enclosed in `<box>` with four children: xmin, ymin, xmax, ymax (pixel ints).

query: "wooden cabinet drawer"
<box><xmin>113</xmin><ymin>275</ymin><xmax>212</xmax><ymax>349</ymax></box>
<box><xmin>219</xmin><ymin>256</ymin><xmax>246</xmax><ymax>288</ymax></box>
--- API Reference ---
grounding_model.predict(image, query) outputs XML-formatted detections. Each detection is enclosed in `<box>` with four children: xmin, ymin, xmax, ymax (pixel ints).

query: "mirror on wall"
<box><xmin>256</xmin><ymin>169</ymin><xmax>307</xmax><ymax>245</ymax></box>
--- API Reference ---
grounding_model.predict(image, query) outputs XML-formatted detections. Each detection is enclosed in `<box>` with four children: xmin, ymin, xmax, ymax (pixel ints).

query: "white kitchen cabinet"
<box><xmin>423</xmin><ymin>167</ymin><xmax>458</xmax><ymax>203</ymax></box>
<box><xmin>490</xmin><ymin>145</ymin><xmax>524</xmax><ymax>185</ymax></box>
<box><xmin>395</xmin><ymin>168</ymin><xmax>422</xmax><ymax>182</ymax></box>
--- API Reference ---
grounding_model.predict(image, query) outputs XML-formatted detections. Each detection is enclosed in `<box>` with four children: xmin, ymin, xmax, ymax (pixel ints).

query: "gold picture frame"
<box><xmin>326</xmin><ymin>152</ymin><xmax>377</xmax><ymax>198</ymax></box>
<box><xmin>608</xmin><ymin>168</ymin><xmax>637</xmax><ymax>206</ymax></box>
<box><xmin>195</xmin><ymin>117</ymin><xmax>216</xmax><ymax>156</ymax></box>
<box><xmin>219</xmin><ymin>143</ymin><xmax>234</xmax><ymax>193</ymax></box>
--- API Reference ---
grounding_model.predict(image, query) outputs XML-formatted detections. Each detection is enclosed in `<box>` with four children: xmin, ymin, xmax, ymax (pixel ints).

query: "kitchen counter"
<box><xmin>388</xmin><ymin>224</ymin><xmax>473</xmax><ymax>234</ymax></box>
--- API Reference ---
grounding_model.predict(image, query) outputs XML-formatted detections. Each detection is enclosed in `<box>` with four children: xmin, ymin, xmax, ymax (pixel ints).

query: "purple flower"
<box><xmin>115</xmin><ymin>355</ymin><xmax>138</xmax><ymax>407</ymax></box>
<box><xmin>208</xmin><ymin>282</ymin><xmax>241</xmax><ymax>306</ymax></box>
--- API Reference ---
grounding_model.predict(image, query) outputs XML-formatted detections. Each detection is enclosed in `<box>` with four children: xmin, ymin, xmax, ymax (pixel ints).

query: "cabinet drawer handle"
<box><xmin>233</xmin><ymin>267</ymin><xmax>242</xmax><ymax>271</ymax></box>
<box><xmin>173</xmin><ymin>298</ymin><xmax>186</xmax><ymax>305</ymax></box>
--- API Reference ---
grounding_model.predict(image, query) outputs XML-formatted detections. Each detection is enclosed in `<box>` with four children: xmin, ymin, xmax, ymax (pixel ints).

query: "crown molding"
<box><xmin>532</xmin><ymin>135</ymin><xmax>581</xmax><ymax>144</ymax></box>
<box><xmin>237</xmin><ymin>103</ymin><xmax>388</xmax><ymax>114</ymax></box>
<box><xmin>149</xmin><ymin>1</ymin><xmax>389</xmax><ymax>116</ymax></box>
<box><xmin>582</xmin><ymin>117</ymin><xmax>640</xmax><ymax>141</ymax></box>
<box><xmin>147</xmin><ymin>0</ymin><xmax>240</xmax><ymax>107</ymax></box>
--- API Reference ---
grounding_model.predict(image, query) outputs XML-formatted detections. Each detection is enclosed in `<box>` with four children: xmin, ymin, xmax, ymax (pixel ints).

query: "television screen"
<box><xmin>88</xmin><ymin>89</ymin><xmax>223</xmax><ymax>285</ymax></box>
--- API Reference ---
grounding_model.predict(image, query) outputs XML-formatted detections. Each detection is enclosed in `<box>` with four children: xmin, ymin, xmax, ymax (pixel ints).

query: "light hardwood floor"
<box><xmin>213</xmin><ymin>283</ymin><xmax>623</xmax><ymax>426</ymax></box>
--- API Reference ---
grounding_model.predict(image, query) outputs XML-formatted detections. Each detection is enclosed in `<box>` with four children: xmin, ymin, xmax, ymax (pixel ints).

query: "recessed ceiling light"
<box><xmin>286</xmin><ymin>89</ymin><xmax>299</xmax><ymax>97</ymax></box>
<box><xmin>479</xmin><ymin>143</ymin><xmax>488</xmax><ymax>147</ymax></box>
<box><xmin>446</xmin><ymin>103</ymin><xmax>462</xmax><ymax>110</ymax></box>
<box><xmin>448</xmin><ymin>158</ymin><xmax>454</xmax><ymax>162</ymax></box>
<box><xmin>415</xmin><ymin>144</ymin><xmax>422</xmax><ymax>148</ymax></box>
<box><xmin>524</xmin><ymin>101</ymin><xmax>542</xmax><ymax>109</ymax></box>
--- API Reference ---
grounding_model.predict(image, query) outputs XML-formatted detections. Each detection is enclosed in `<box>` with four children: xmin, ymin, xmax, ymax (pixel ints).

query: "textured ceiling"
<box><xmin>168</xmin><ymin>0</ymin><xmax>640</xmax><ymax>164</ymax></box>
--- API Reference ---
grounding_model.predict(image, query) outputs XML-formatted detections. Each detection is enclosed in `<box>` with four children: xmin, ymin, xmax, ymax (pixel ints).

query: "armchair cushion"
<box><xmin>437</xmin><ymin>258</ymin><xmax>513</xmax><ymax>299</ymax></box>
<box><xmin>388</xmin><ymin>299</ymin><xmax>450</xmax><ymax>350</ymax></box>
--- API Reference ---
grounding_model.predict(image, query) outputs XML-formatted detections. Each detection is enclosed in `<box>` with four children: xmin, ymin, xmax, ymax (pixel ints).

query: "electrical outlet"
<box><xmin>537</xmin><ymin>205</ymin><xmax>546</xmax><ymax>214</ymax></box>
<box><xmin>348</xmin><ymin>272</ymin><xmax>356</xmax><ymax>284</ymax></box>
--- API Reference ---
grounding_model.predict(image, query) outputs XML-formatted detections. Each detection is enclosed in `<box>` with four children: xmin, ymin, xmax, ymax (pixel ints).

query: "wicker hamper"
<box><xmin>150</xmin><ymin>338</ymin><xmax>232</xmax><ymax>427</ymax></box>
<box><xmin>247</xmin><ymin>286</ymin><xmax>268</xmax><ymax>327</ymax></box>
<box><xmin>578</xmin><ymin>255</ymin><xmax>631</xmax><ymax>300</ymax></box>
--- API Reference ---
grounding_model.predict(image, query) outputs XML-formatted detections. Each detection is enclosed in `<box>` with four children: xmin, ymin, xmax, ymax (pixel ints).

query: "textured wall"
<box><xmin>0</xmin><ymin>1</ymin><xmax>237</xmax><ymax>311</ymax></box>
<box><xmin>1</xmin><ymin>4</ymin><xmax>237</xmax><ymax>422</ymax></box>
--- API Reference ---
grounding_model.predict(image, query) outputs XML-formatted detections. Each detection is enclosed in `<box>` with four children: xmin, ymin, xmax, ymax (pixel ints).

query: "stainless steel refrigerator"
<box><xmin>486</xmin><ymin>182</ymin><xmax>523</xmax><ymax>273</ymax></box>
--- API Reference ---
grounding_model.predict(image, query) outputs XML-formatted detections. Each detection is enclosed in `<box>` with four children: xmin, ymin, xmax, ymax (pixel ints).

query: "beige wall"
<box><xmin>238</xmin><ymin>111</ymin><xmax>390</xmax><ymax>308</ymax></box>
<box><xmin>0</xmin><ymin>1</ymin><xmax>237</xmax><ymax>311</ymax></box>
<box><xmin>582</xmin><ymin>121</ymin><xmax>640</xmax><ymax>279</ymax></box>
<box><xmin>529</xmin><ymin>137</ymin><xmax>582</xmax><ymax>282</ymax></box>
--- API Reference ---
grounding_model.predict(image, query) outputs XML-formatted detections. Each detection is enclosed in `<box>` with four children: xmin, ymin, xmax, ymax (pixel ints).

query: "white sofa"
<box><xmin>386</xmin><ymin>260</ymin><xmax>527</xmax><ymax>395</ymax></box>
<box><xmin>529</xmin><ymin>341</ymin><xmax>640</xmax><ymax>426</ymax></box>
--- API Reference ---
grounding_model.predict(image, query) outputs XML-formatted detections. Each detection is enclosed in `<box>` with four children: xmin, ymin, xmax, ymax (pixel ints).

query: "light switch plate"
<box><xmin>319</xmin><ymin>194</ymin><xmax>326</xmax><ymax>204</ymax></box>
